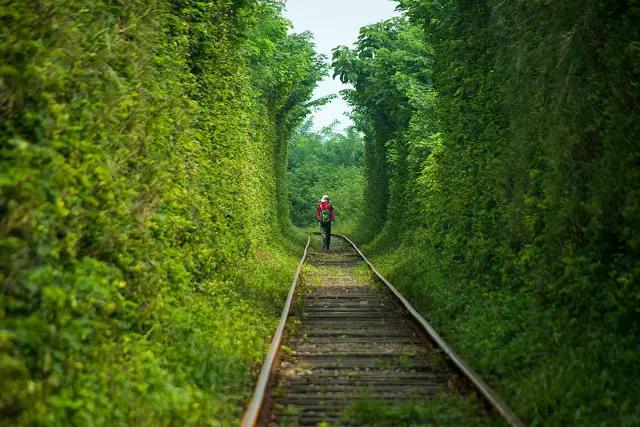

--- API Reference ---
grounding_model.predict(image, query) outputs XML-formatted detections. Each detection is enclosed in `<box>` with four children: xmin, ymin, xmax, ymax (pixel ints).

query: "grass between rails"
<box><xmin>341</xmin><ymin>394</ymin><xmax>504</xmax><ymax>427</ymax></box>
<box><xmin>277</xmin><ymin>395</ymin><xmax>500</xmax><ymax>427</ymax></box>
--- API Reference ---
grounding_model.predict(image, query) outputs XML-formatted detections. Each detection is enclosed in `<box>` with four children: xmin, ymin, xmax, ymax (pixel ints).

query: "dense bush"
<box><xmin>334</xmin><ymin>2</ymin><xmax>639</xmax><ymax>425</ymax></box>
<box><xmin>0</xmin><ymin>0</ymin><xmax>324</xmax><ymax>424</ymax></box>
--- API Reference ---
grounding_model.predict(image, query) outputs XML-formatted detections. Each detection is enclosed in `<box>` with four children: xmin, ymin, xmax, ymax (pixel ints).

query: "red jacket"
<box><xmin>316</xmin><ymin>201</ymin><xmax>335</xmax><ymax>222</ymax></box>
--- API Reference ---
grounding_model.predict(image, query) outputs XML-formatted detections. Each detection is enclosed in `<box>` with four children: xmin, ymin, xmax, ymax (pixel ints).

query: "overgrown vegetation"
<box><xmin>334</xmin><ymin>2</ymin><xmax>640</xmax><ymax>425</ymax></box>
<box><xmin>342</xmin><ymin>395</ymin><xmax>502</xmax><ymax>427</ymax></box>
<box><xmin>0</xmin><ymin>1</ymin><xmax>324</xmax><ymax>424</ymax></box>
<box><xmin>3</xmin><ymin>0</ymin><xmax>639</xmax><ymax>425</ymax></box>
<box><xmin>287</xmin><ymin>121</ymin><xmax>365</xmax><ymax>233</ymax></box>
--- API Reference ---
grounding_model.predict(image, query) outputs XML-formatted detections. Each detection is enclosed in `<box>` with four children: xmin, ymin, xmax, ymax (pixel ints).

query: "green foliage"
<box><xmin>287</xmin><ymin>121</ymin><xmax>365</xmax><ymax>233</ymax></box>
<box><xmin>341</xmin><ymin>394</ymin><xmax>502</xmax><ymax>427</ymax></box>
<box><xmin>243</xmin><ymin>4</ymin><xmax>329</xmax><ymax>232</ymax></box>
<box><xmin>332</xmin><ymin>16</ymin><xmax>432</xmax><ymax>238</ymax></box>
<box><xmin>336</xmin><ymin>2</ymin><xmax>640</xmax><ymax>425</ymax></box>
<box><xmin>0</xmin><ymin>0</ymin><xmax>324</xmax><ymax>425</ymax></box>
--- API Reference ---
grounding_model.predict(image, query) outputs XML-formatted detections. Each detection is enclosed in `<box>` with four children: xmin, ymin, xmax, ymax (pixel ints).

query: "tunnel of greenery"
<box><xmin>1</xmin><ymin>0</ymin><xmax>639</xmax><ymax>426</ymax></box>
<box><xmin>333</xmin><ymin>1</ymin><xmax>640</xmax><ymax>425</ymax></box>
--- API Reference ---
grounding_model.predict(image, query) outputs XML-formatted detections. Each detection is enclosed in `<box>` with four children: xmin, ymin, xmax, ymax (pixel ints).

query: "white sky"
<box><xmin>284</xmin><ymin>0</ymin><xmax>399</xmax><ymax>131</ymax></box>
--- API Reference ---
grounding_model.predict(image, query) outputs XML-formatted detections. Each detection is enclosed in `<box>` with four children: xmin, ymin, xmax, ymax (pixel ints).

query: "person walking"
<box><xmin>316</xmin><ymin>195</ymin><xmax>335</xmax><ymax>251</ymax></box>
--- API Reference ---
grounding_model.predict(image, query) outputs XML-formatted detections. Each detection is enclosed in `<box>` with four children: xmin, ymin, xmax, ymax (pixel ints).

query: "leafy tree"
<box><xmin>287</xmin><ymin>121</ymin><xmax>365</xmax><ymax>231</ymax></box>
<box><xmin>332</xmin><ymin>17</ymin><xmax>432</xmax><ymax>236</ymax></box>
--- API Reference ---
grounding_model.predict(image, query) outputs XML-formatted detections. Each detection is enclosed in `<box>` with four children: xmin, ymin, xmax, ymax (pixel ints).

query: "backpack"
<box><xmin>319</xmin><ymin>205</ymin><xmax>331</xmax><ymax>224</ymax></box>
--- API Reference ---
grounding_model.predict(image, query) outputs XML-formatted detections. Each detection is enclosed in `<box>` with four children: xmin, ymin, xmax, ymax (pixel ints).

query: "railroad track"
<box><xmin>242</xmin><ymin>235</ymin><xmax>524</xmax><ymax>427</ymax></box>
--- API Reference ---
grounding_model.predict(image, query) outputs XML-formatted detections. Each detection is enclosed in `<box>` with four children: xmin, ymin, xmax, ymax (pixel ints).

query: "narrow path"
<box><xmin>263</xmin><ymin>237</ymin><xmax>483</xmax><ymax>426</ymax></box>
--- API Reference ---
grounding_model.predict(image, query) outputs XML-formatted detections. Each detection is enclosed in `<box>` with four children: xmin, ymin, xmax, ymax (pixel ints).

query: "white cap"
<box><xmin>321</xmin><ymin>195</ymin><xmax>330</xmax><ymax>201</ymax></box>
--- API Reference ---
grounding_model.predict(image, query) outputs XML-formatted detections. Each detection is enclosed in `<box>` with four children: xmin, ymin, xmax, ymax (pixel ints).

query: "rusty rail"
<box><xmin>240</xmin><ymin>236</ymin><xmax>311</xmax><ymax>427</ymax></box>
<box><xmin>337</xmin><ymin>234</ymin><xmax>525</xmax><ymax>427</ymax></box>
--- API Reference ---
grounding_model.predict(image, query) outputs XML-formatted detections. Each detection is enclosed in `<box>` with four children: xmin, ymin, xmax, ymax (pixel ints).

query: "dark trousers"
<box><xmin>320</xmin><ymin>222</ymin><xmax>331</xmax><ymax>250</ymax></box>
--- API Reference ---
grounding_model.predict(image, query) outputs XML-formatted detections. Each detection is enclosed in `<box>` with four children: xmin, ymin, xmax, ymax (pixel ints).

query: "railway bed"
<box><xmin>242</xmin><ymin>235</ymin><xmax>524</xmax><ymax>427</ymax></box>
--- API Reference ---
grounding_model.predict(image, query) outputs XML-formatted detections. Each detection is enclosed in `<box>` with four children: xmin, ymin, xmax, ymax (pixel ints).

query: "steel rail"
<box><xmin>337</xmin><ymin>234</ymin><xmax>526</xmax><ymax>427</ymax></box>
<box><xmin>240</xmin><ymin>237</ymin><xmax>311</xmax><ymax>427</ymax></box>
